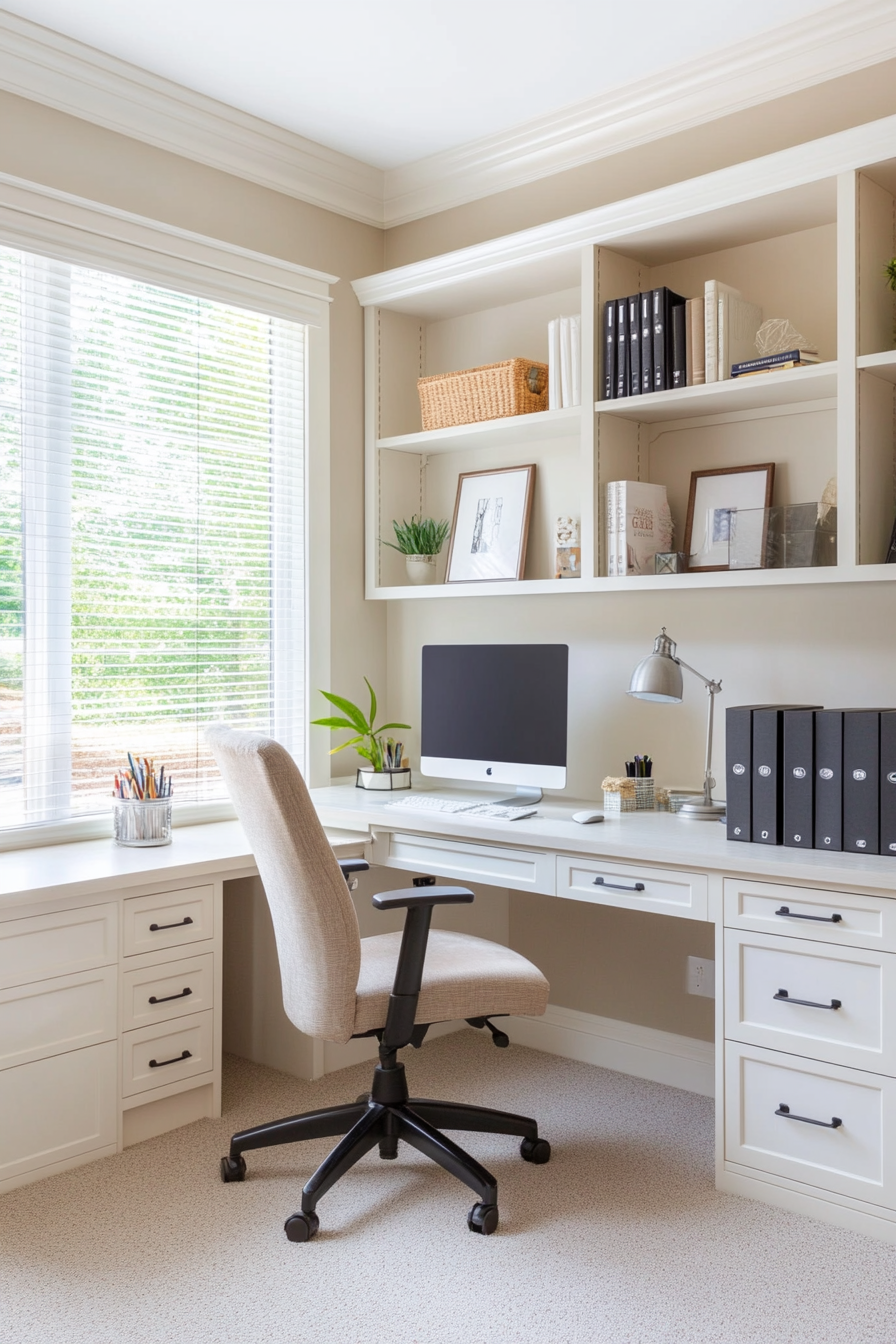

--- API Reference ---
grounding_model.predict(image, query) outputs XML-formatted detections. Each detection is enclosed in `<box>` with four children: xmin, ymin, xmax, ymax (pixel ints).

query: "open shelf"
<box><xmin>596</xmin><ymin>362</ymin><xmax>838</xmax><ymax>423</ymax></box>
<box><xmin>858</xmin><ymin>350</ymin><xmax>896</xmax><ymax>385</ymax></box>
<box><xmin>376</xmin><ymin>406</ymin><xmax>580</xmax><ymax>454</ymax></box>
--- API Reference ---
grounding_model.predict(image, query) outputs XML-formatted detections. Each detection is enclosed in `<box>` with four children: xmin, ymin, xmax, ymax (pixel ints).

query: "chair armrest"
<box><xmin>372</xmin><ymin>886</ymin><xmax>473</xmax><ymax>911</ymax></box>
<box><xmin>338</xmin><ymin>858</ymin><xmax>370</xmax><ymax>882</ymax></box>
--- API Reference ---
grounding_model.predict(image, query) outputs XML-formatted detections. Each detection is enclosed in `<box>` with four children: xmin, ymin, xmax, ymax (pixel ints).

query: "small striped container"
<box><xmin>634</xmin><ymin>779</ymin><xmax>655</xmax><ymax>810</ymax></box>
<box><xmin>113</xmin><ymin>798</ymin><xmax>172</xmax><ymax>847</ymax></box>
<box><xmin>603</xmin><ymin>789</ymin><xmax>636</xmax><ymax>813</ymax></box>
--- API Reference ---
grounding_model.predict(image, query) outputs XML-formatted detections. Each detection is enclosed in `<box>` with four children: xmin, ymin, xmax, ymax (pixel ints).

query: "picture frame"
<box><xmin>683</xmin><ymin>463</ymin><xmax>775</xmax><ymax>572</ymax></box>
<box><xmin>446</xmin><ymin>464</ymin><xmax>536</xmax><ymax>583</ymax></box>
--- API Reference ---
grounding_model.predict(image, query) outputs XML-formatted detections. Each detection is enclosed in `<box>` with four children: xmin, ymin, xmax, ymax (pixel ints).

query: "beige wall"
<box><xmin>0</xmin><ymin>89</ymin><xmax>387</xmax><ymax>725</ymax></box>
<box><xmin>380</xmin><ymin>67</ymin><xmax>896</xmax><ymax>1042</ymax></box>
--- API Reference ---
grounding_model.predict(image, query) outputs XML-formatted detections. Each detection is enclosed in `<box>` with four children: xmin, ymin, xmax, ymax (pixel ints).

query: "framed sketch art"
<box><xmin>446</xmin><ymin>464</ymin><xmax>535</xmax><ymax>583</ymax></box>
<box><xmin>684</xmin><ymin>463</ymin><xmax>775</xmax><ymax>572</ymax></box>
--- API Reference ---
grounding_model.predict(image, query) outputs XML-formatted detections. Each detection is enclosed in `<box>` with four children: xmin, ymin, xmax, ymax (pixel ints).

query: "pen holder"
<box><xmin>113</xmin><ymin>798</ymin><xmax>172</xmax><ymax>847</ymax></box>
<box><xmin>634</xmin><ymin>778</ymin><xmax>655</xmax><ymax>810</ymax></box>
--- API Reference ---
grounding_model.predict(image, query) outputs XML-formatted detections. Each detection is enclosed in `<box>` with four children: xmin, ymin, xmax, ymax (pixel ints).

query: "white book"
<box><xmin>569</xmin><ymin>314</ymin><xmax>581</xmax><ymax>407</ymax></box>
<box><xmin>704</xmin><ymin>280</ymin><xmax>739</xmax><ymax>384</ymax></box>
<box><xmin>606</xmin><ymin>480</ymin><xmax>617</xmax><ymax>576</ymax></box>
<box><xmin>547</xmin><ymin>318</ymin><xmax>561</xmax><ymax>411</ymax></box>
<box><xmin>722</xmin><ymin>293</ymin><xmax>763</xmax><ymax>378</ymax></box>
<box><xmin>559</xmin><ymin>316</ymin><xmax>572</xmax><ymax>407</ymax></box>
<box><xmin>611</xmin><ymin>481</ymin><xmax>673</xmax><ymax>576</ymax></box>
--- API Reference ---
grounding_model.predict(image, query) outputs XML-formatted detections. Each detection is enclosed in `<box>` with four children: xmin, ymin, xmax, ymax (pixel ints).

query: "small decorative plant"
<box><xmin>887</xmin><ymin>257</ymin><xmax>896</xmax><ymax>293</ymax></box>
<box><xmin>311</xmin><ymin>678</ymin><xmax>410</xmax><ymax>773</ymax></box>
<box><xmin>381</xmin><ymin>515</ymin><xmax>450</xmax><ymax>556</ymax></box>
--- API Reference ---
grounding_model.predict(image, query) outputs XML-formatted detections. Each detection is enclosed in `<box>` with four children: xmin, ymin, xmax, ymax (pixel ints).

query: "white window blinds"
<box><xmin>0</xmin><ymin>245</ymin><xmax>306</xmax><ymax>832</ymax></box>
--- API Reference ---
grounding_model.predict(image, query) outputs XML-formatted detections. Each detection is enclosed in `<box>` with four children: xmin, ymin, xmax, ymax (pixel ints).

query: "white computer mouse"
<box><xmin>571</xmin><ymin>810</ymin><xmax>604</xmax><ymax>824</ymax></box>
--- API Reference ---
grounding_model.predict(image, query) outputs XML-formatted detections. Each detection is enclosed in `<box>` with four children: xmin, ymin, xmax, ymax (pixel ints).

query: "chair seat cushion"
<box><xmin>352</xmin><ymin>930</ymin><xmax>549</xmax><ymax>1036</ymax></box>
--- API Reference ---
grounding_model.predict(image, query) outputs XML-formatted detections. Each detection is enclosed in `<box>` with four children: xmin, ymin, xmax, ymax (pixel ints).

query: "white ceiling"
<box><xmin>0</xmin><ymin>0</ymin><xmax>844</xmax><ymax>170</ymax></box>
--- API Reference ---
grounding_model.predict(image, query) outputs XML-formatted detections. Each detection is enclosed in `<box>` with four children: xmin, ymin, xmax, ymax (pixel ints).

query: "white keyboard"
<box><xmin>383</xmin><ymin>795</ymin><xmax>537</xmax><ymax>821</ymax></box>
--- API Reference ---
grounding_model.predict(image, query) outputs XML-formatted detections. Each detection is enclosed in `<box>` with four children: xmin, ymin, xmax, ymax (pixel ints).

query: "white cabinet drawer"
<box><xmin>122</xmin><ymin>953</ymin><xmax>214</xmax><ymax>1031</ymax></box>
<box><xmin>0</xmin><ymin>1041</ymin><xmax>117</xmax><ymax>1185</ymax></box>
<box><xmin>372</xmin><ymin>831</ymin><xmax>554</xmax><ymax>895</ymax></box>
<box><xmin>121</xmin><ymin>1009</ymin><xmax>214</xmax><ymax>1097</ymax></box>
<box><xmin>556</xmin><ymin>856</ymin><xmax>707</xmax><ymax>920</ymax></box>
<box><xmin>0</xmin><ymin>903</ymin><xmax>117</xmax><ymax>990</ymax></box>
<box><xmin>0</xmin><ymin>966</ymin><xmax>117</xmax><ymax>1071</ymax></box>
<box><xmin>724</xmin><ymin>878</ymin><xmax>896</xmax><ymax>952</ymax></box>
<box><xmin>725</xmin><ymin>1042</ymin><xmax>896</xmax><ymax>1208</ymax></box>
<box><xmin>725</xmin><ymin>929</ymin><xmax>896</xmax><ymax>1074</ymax></box>
<box><xmin>122</xmin><ymin>886</ymin><xmax>214</xmax><ymax>957</ymax></box>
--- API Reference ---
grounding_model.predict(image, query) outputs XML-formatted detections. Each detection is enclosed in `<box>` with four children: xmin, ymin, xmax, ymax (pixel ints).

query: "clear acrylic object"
<box><xmin>114</xmin><ymin>798</ymin><xmax>173</xmax><ymax>846</ymax></box>
<box><xmin>729</xmin><ymin>504</ymin><xmax>837</xmax><ymax>570</ymax></box>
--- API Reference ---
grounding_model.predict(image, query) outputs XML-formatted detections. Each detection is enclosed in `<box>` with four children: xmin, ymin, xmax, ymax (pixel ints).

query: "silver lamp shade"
<box><xmin>627</xmin><ymin>630</ymin><xmax>684</xmax><ymax>703</ymax></box>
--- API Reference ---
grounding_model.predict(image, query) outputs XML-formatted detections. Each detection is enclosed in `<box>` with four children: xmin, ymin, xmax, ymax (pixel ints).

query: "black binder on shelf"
<box><xmin>628</xmin><ymin>294</ymin><xmax>641</xmax><ymax>398</ymax></box>
<box><xmin>752</xmin><ymin>705</ymin><xmax>821</xmax><ymax>845</ymax></box>
<box><xmin>639</xmin><ymin>292</ymin><xmax>652</xmax><ymax>395</ymax></box>
<box><xmin>843</xmin><ymin>710</ymin><xmax>882</xmax><ymax>854</ymax></box>
<box><xmin>881</xmin><ymin>711</ymin><xmax>896</xmax><ymax>857</ymax></box>
<box><xmin>671</xmin><ymin>303</ymin><xmax>687</xmax><ymax>389</ymax></box>
<box><xmin>815</xmin><ymin>710</ymin><xmax>844</xmax><ymax>852</ymax></box>
<box><xmin>783</xmin><ymin>708</ymin><xmax>817</xmax><ymax>849</ymax></box>
<box><xmin>602</xmin><ymin>299</ymin><xmax>616</xmax><ymax>401</ymax></box>
<box><xmin>726</xmin><ymin>704</ymin><xmax>768</xmax><ymax>841</ymax></box>
<box><xmin>616</xmin><ymin>296</ymin><xmax>629</xmax><ymax>399</ymax></box>
<box><xmin>651</xmin><ymin>287</ymin><xmax>687</xmax><ymax>391</ymax></box>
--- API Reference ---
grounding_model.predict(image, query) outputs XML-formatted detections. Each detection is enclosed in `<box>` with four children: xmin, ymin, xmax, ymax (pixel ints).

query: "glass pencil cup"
<box><xmin>113</xmin><ymin>797</ymin><xmax>172</xmax><ymax>847</ymax></box>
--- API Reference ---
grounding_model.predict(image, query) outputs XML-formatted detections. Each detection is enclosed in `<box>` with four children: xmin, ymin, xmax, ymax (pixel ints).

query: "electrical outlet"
<box><xmin>687</xmin><ymin>956</ymin><xmax>715</xmax><ymax>998</ymax></box>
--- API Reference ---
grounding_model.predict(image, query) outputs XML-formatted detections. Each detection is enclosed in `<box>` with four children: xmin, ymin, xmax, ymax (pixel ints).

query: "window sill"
<box><xmin>0</xmin><ymin>799</ymin><xmax>238</xmax><ymax>853</ymax></box>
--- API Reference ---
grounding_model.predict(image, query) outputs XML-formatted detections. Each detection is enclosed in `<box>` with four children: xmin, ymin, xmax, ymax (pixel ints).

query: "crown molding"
<box><xmin>383</xmin><ymin>0</ymin><xmax>896</xmax><ymax>225</ymax></box>
<box><xmin>0</xmin><ymin>8</ymin><xmax>385</xmax><ymax>227</ymax></box>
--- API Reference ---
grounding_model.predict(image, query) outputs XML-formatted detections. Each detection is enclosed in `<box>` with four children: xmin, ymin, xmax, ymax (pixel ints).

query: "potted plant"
<box><xmin>887</xmin><ymin>258</ymin><xmax>896</xmax><ymax>343</ymax></box>
<box><xmin>381</xmin><ymin>514</ymin><xmax>451</xmax><ymax>585</ymax></box>
<box><xmin>311</xmin><ymin>678</ymin><xmax>411</xmax><ymax>789</ymax></box>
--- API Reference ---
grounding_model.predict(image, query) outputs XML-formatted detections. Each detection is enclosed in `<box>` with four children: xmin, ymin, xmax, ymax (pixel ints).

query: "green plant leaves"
<box><xmin>380</xmin><ymin>514</ymin><xmax>450</xmax><ymax>555</ymax></box>
<box><xmin>314</xmin><ymin>690</ymin><xmax>369</xmax><ymax>733</ymax></box>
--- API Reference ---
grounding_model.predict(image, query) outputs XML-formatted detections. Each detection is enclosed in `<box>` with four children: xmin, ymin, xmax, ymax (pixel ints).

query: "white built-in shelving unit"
<box><xmin>352</xmin><ymin>116</ymin><xmax>896</xmax><ymax>600</ymax></box>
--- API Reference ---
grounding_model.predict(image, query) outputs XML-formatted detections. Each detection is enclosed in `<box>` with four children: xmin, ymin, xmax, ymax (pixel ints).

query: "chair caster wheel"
<box><xmin>284</xmin><ymin>1211</ymin><xmax>320</xmax><ymax>1243</ymax></box>
<box><xmin>467</xmin><ymin>1202</ymin><xmax>499</xmax><ymax>1235</ymax></box>
<box><xmin>520</xmin><ymin>1137</ymin><xmax>551</xmax><ymax>1164</ymax></box>
<box><xmin>220</xmin><ymin>1154</ymin><xmax>246</xmax><ymax>1182</ymax></box>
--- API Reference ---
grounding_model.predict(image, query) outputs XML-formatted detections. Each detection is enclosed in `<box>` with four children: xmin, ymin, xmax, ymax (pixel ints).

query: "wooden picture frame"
<box><xmin>446</xmin><ymin>464</ymin><xmax>536</xmax><ymax>583</ymax></box>
<box><xmin>684</xmin><ymin>463</ymin><xmax>775</xmax><ymax>572</ymax></box>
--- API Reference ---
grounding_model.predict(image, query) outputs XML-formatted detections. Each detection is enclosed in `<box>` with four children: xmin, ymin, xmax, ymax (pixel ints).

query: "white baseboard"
<box><xmin>506</xmin><ymin>1004</ymin><xmax>715</xmax><ymax>1098</ymax></box>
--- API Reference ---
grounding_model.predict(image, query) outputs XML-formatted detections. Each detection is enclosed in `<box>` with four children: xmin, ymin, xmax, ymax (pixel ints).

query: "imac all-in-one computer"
<box><xmin>420</xmin><ymin>644</ymin><xmax>568</xmax><ymax>804</ymax></box>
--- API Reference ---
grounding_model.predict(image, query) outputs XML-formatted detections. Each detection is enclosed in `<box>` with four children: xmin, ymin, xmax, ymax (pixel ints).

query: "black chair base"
<box><xmin>220</xmin><ymin>1058</ymin><xmax>550</xmax><ymax>1240</ymax></box>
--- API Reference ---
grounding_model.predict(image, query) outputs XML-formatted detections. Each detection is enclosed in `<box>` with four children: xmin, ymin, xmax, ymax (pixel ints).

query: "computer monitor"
<box><xmin>420</xmin><ymin>644</ymin><xmax>568</xmax><ymax>803</ymax></box>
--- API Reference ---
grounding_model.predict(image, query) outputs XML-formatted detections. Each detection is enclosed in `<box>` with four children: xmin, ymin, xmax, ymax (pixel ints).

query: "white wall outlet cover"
<box><xmin>687</xmin><ymin>956</ymin><xmax>715</xmax><ymax>998</ymax></box>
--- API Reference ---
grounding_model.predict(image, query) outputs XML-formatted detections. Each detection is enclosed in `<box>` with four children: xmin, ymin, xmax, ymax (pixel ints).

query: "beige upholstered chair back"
<box><xmin>206</xmin><ymin>724</ymin><xmax>361</xmax><ymax>1043</ymax></box>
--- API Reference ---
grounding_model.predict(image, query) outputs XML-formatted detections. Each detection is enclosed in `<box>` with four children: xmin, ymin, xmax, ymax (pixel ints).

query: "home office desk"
<box><xmin>4</xmin><ymin>792</ymin><xmax>896</xmax><ymax>1245</ymax></box>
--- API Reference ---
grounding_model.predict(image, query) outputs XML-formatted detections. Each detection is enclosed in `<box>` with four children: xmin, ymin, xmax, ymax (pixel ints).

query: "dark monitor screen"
<box><xmin>421</xmin><ymin>644</ymin><xmax>568</xmax><ymax>771</ymax></box>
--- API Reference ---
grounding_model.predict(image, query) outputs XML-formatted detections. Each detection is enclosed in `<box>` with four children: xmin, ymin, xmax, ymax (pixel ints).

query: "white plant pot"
<box><xmin>405</xmin><ymin>554</ymin><xmax>438</xmax><ymax>585</ymax></box>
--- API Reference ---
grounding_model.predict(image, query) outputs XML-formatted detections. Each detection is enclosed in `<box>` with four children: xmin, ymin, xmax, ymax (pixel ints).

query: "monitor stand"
<box><xmin>494</xmin><ymin>786</ymin><xmax>543</xmax><ymax>806</ymax></box>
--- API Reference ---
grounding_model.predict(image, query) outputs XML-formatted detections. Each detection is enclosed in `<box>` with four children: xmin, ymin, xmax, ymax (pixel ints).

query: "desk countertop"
<box><xmin>311</xmin><ymin>785</ymin><xmax>896</xmax><ymax>894</ymax></box>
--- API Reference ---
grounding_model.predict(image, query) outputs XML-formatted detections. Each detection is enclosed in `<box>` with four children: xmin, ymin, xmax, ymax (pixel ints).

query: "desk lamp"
<box><xmin>627</xmin><ymin>628</ymin><xmax>724</xmax><ymax>820</ymax></box>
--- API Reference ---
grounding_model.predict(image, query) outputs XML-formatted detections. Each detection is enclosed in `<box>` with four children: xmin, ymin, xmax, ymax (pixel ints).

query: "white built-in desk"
<box><xmin>5</xmin><ymin>794</ymin><xmax>896</xmax><ymax>1245</ymax></box>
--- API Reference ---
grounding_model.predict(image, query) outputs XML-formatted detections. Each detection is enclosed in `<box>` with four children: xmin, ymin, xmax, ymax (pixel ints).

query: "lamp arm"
<box><xmin>675</xmin><ymin>658</ymin><xmax>722</xmax><ymax>806</ymax></box>
<box><xmin>674</xmin><ymin>656</ymin><xmax>722</xmax><ymax>696</ymax></box>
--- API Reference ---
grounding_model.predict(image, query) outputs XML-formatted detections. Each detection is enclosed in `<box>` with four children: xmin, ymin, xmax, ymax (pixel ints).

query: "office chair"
<box><xmin>206</xmin><ymin>724</ymin><xmax>551</xmax><ymax>1241</ymax></box>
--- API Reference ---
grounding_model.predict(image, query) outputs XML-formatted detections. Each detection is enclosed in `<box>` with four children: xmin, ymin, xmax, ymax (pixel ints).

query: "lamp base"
<box><xmin>678</xmin><ymin>799</ymin><xmax>726</xmax><ymax>820</ymax></box>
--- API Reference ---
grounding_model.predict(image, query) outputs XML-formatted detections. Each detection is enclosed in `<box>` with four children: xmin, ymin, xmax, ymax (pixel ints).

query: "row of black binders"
<box><xmin>726</xmin><ymin>705</ymin><xmax>896</xmax><ymax>855</ymax></box>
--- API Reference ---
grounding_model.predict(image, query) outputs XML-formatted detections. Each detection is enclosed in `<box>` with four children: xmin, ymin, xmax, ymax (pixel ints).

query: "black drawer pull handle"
<box><xmin>776</xmin><ymin>1103</ymin><xmax>842</xmax><ymax>1129</ymax></box>
<box><xmin>149</xmin><ymin>987</ymin><xmax>192</xmax><ymax>1005</ymax></box>
<box><xmin>774</xmin><ymin>988</ymin><xmax>842</xmax><ymax>1011</ymax></box>
<box><xmin>149</xmin><ymin>916</ymin><xmax>194</xmax><ymax>932</ymax></box>
<box><xmin>593</xmin><ymin>876</ymin><xmax>646</xmax><ymax>893</ymax></box>
<box><xmin>149</xmin><ymin>1049</ymin><xmax>192</xmax><ymax>1069</ymax></box>
<box><xmin>775</xmin><ymin>905</ymin><xmax>842</xmax><ymax>924</ymax></box>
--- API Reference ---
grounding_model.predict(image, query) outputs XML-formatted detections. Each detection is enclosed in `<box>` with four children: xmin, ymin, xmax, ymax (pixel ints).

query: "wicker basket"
<box><xmin>417</xmin><ymin>358</ymin><xmax>549</xmax><ymax>432</ymax></box>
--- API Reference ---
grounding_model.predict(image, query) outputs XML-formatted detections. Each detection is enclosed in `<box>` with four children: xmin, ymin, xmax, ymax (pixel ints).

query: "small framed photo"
<box><xmin>684</xmin><ymin>463</ymin><xmax>775</xmax><ymax>572</ymax></box>
<box><xmin>446</xmin><ymin>464</ymin><xmax>536</xmax><ymax>583</ymax></box>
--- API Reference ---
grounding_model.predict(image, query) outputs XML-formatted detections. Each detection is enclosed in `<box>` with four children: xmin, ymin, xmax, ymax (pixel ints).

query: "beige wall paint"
<box><xmin>384</xmin><ymin>59</ymin><xmax>896</xmax><ymax>268</ymax></box>
<box><xmin>0</xmin><ymin>89</ymin><xmax>387</xmax><ymax>727</ymax></box>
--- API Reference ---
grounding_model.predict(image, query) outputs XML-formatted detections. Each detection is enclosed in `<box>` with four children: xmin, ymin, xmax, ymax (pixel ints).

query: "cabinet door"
<box><xmin>0</xmin><ymin>903</ymin><xmax>117</xmax><ymax>990</ymax></box>
<box><xmin>725</xmin><ymin>929</ymin><xmax>896</xmax><ymax>1074</ymax></box>
<box><xmin>0</xmin><ymin>1042</ymin><xmax>117</xmax><ymax>1187</ymax></box>
<box><xmin>0</xmin><ymin>966</ymin><xmax>117</xmax><ymax>1070</ymax></box>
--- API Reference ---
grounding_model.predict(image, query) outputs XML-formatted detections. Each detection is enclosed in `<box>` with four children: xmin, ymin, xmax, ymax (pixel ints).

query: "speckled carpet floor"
<box><xmin>1</xmin><ymin>1031</ymin><xmax>895</xmax><ymax>1343</ymax></box>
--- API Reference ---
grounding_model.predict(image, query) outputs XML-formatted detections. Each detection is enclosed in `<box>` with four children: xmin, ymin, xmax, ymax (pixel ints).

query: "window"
<box><xmin>0</xmin><ymin>245</ymin><xmax>307</xmax><ymax>835</ymax></box>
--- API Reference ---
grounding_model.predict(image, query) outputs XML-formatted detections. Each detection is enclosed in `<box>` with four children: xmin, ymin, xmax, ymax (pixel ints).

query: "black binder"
<box><xmin>752</xmin><ymin>705</ymin><xmax>821</xmax><ymax>845</ymax></box>
<box><xmin>639</xmin><ymin>292</ymin><xmax>652</xmax><ymax>395</ymax></box>
<box><xmin>616</xmin><ymin>296</ymin><xmax>629</xmax><ymax>399</ymax></box>
<box><xmin>726</xmin><ymin>705</ymin><xmax>767</xmax><ymax>841</ymax></box>
<box><xmin>602</xmin><ymin>299</ymin><xmax>615</xmax><ymax>401</ymax></box>
<box><xmin>815</xmin><ymin>710</ymin><xmax>844</xmax><ymax>852</ymax></box>
<box><xmin>783</xmin><ymin>708</ymin><xmax>817</xmax><ymax>849</ymax></box>
<box><xmin>843</xmin><ymin>710</ymin><xmax>881</xmax><ymax>854</ymax></box>
<box><xmin>881</xmin><ymin>711</ymin><xmax>896</xmax><ymax>857</ymax></box>
<box><xmin>628</xmin><ymin>294</ymin><xmax>640</xmax><ymax>397</ymax></box>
